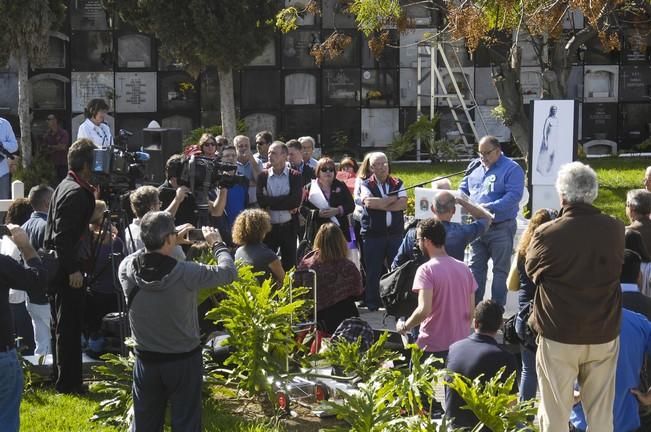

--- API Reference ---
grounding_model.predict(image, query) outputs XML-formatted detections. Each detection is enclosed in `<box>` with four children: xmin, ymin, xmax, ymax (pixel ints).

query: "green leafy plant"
<box><xmin>12</xmin><ymin>151</ymin><xmax>56</xmax><ymax>190</ymax></box>
<box><xmin>444</xmin><ymin>367</ymin><xmax>537</xmax><ymax>432</ymax></box>
<box><xmin>386</xmin><ymin>115</ymin><xmax>448</xmax><ymax>162</ymax></box>
<box><xmin>320</xmin><ymin>331</ymin><xmax>401</xmax><ymax>382</ymax></box>
<box><xmin>206</xmin><ymin>265</ymin><xmax>309</xmax><ymax>400</ymax></box>
<box><xmin>90</xmin><ymin>350</ymin><xmax>136</xmax><ymax>428</ymax></box>
<box><xmin>183</xmin><ymin>120</ymin><xmax>248</xmax><ymax>147</ymax></box>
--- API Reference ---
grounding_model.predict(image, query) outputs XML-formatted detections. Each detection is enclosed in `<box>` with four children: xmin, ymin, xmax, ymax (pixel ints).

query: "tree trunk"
<box><xmin>492</xmin><ymin>59</ymin><xmax>531</xmax><ymax>157</ymax></box>
<box><xmin>16</xmin><ymin>53</ymin><xmax>31</xmax><ymax>168</ymax></box>
<box><xmin>217</xmin><ymin>66</ymin><xmax>237</xmax><ymax>140</ymax></box>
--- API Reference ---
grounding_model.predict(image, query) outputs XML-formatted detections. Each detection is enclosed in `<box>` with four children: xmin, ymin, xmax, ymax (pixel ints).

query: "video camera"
<box><xmin>176</xmin><ymin>154</ymin><xmax>248</xmax><ymax>209</ymax></box>
<box><xmin>91</xmin><ymin>129</ymin><xmax>150</xmax><ymax>193</ymax></box>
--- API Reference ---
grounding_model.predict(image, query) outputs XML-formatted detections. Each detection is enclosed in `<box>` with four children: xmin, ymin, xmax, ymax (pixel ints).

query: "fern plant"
<box><xmin>443</xmin><ymin>367</ymin><xmax>537</xmax><ymax>432</ymax></box>
<box><xmin>319</xmin><ymin>331</ymin><xmax>401</xmax><ymax>382</ymax></box>
<box><xmin>205</xmin><ymin>265</ymin><xmax>309</xmax><ymax>400</ymax></box>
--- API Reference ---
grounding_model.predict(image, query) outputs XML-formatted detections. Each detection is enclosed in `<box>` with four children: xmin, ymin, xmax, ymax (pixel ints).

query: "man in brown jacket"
<box><xmin>526</xmin><ymin>161</ymin><xmax>624</xmax><ymax>432</ymax></box>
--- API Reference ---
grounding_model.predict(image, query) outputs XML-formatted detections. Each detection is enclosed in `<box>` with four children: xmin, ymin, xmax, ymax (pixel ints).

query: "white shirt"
<box><xmin>2</xmin><ymin>235</ymin><xmax>26</xmax><ymax>304</ymax></box>
<box><xmin>0</xmin><ymin>117</ymin><xmax>18</xmax><ymax>178</ymax></box>
<box><xmin>77</xmin><ymin>118</ymin><xmax>112</xmax><ymax>149</ymax></box>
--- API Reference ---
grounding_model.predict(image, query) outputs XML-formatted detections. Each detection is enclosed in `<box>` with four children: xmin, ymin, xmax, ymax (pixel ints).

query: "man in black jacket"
<box><xmin>257</xmin><ymin>142</ymin><xmax>303</xmax><ymax>271</ymax></box>
<box><xmin>45</xmin><ymin>138</ymin><xmax>96</xmax><ymax>394</ymax></box>
<box><xmin>0</xmin><ymin>225</ymin><xmax>46</xmax><ymax>431</ymax></box>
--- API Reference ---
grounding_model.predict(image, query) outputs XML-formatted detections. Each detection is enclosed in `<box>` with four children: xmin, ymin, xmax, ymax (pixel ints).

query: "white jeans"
<box><xmin>25</xmin><ymin>300</ymin><xmax>51</xmax><ymax>356</ymax></box>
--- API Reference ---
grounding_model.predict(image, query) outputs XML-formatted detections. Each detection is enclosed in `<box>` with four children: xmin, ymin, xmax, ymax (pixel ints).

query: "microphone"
<box><xmin>465</xmin><ymin>159</ymin><xmax>482</xmax><ymax>177</ymax></box>
<box><xmin>119</xmin><ymin>128</ymin><xmax>134</xmax><ymax>137</ymax></box>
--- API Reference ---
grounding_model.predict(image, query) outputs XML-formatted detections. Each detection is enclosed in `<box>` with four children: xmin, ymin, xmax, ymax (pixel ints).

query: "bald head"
<box><xmin>432</xmin><ymin>191</ymin><xmax>456</xmax><ymax>221</ymax></box>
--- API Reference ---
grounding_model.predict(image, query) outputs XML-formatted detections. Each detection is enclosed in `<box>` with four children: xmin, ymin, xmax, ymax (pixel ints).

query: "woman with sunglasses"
<box><xmin>300</xmin><ymin>157</ymin><xmax>355</xmax><ymax>244</ymax></box>
<box><xmin>198</xmin><ymin>133</ymin><xmax>221</xmax><ymax>160</ymax></box>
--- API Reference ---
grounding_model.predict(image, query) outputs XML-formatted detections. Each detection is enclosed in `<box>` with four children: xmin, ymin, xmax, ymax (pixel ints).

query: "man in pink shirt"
<box><xmin>396</xmin><ymin>218</ymin><xmax>477</xmax><ymax>362</ymax></box>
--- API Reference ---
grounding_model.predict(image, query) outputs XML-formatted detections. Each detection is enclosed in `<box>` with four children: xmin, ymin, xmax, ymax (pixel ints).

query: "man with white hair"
<box><xmin>298</xmin><ymin>136</ymin><xmax>318</xmax><ymax>170</ymax></box>
<box><xmin>625</xmin><ymin>189</ymin><xmax>651</xmax><ymax>254</ymax></box>
<box><xmin>525</xmin><ymin>161</ymin><xmax>624</xmax><ymax>432</ymax></box>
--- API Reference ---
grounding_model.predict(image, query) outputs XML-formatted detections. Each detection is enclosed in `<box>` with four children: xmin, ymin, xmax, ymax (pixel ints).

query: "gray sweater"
<box><xmin>118</xmin><ymin>245</ymin><xmax>237</xmax><ymax>354</ymax></box>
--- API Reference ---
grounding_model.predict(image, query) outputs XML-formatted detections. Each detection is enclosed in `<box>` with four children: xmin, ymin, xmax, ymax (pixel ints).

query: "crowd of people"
<box><xmin>3</xmin><ymin>97</ymin><xmax>651</xmax><ymax>431</ymax></box>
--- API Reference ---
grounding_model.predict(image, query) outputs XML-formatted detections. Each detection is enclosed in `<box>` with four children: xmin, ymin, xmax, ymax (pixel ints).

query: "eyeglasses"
<box><xmin>477</xmin><ymin>147</ymin><xmax>498</xmax><ymax>157</ymax></box>
<box><xmin>320</xmin><ymin>167</ymin><xmax>335</xmax><ymax>173</ymax></box>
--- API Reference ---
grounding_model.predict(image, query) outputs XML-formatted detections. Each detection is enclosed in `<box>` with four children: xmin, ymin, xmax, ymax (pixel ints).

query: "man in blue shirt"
<box><xmin>459</xmin><ymin>135</ymin><xmax>524</xmax><ymax>306</ymax></box>
<box><xmin>0</xmin><ymin>117</ymin><xmax>18</xmax><ymax>200</ymax></box>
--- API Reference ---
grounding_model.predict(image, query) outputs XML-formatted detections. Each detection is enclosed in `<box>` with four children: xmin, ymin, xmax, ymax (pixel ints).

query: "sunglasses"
<box><xmin>320</xmin><ymin>167</ymin><xmax>335</xmax><ymax>173</ymax></box>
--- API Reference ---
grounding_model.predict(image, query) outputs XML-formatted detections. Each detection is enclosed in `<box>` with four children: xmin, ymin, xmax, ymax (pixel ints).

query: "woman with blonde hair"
<box><xmin>298</xmin><ymin>223</ymin><xmax>363</xmax><ymax>333</ymax></box>
<box><xmin>233</xmin><ymin>208</ymin><xmax>284</xmax><ymax>285</ymax></box>
<box><xmin>515</xmin><ymin>207</ymin><xmax>557</xmax><ymax>401</ymax></box>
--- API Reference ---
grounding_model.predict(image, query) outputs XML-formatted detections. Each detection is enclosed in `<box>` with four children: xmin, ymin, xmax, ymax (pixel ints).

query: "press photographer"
<box><xmin>45</xmin><ymin>138</ymin><xmax>97</xmax><ymax>394</ymax></box>
<box><xmin>0</xmin><ymin>116</ymin><xmax>18</xmax><ymax>200</ymax></box>
<box><xmin>118</xmin><ymin>212</ymin><xmax>237</xmax><ymax>430</ymax></box>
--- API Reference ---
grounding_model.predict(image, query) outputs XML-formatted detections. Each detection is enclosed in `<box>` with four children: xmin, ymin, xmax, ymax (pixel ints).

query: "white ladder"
<box><xmin>416</xmin><ymin>40</ymin><xmax>488</xmax><ymax>159</ymax></box>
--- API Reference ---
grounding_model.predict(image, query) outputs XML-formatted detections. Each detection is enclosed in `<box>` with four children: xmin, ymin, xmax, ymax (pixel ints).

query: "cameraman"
<box><xmin>45</xmin><ymin>138</ymin><xmax>97</xmax><ymax>394</ymax></box>
<box><xmin>0</xmin><ymin>116</ymin><xmax>18</xmax><ymax>200</ymax></box>
<box><xmin>0</xmin><ymin>225</ymin><xmax>47</xmax><ymax>431</ymax></box>
<box><xmin>118</xmin><ymin>212</ymin><xmax>237</xmax><ymax>431</ymax></box>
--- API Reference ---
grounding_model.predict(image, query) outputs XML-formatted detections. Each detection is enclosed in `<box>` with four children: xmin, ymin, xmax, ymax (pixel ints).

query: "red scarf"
<box><xmin>68</xmin><ymin>170</ymin><xmax>96</xmax><ymax>194</ymax></box>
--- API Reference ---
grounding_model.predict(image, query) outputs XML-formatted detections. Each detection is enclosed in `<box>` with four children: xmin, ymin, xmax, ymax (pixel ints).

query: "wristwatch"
<box><xmin>211</xmin><ymin>240</ymin><xmax>228</xmax><ymax>250</ymax></box>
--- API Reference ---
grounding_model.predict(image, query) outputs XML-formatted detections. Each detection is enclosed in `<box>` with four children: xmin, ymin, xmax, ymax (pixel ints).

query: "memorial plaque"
<box><xmin>323</xmin><ymin>31</ymin><xmax>359</xmax><ymax>68</ymax></box>
<box><xmin>322</xmin><ymin>0</ymin><xmax>356</xmax><ymax>28</ymax></box>
<box><xmin>322</xmin><ymin>69</ymin><xmax>360</xmax><ymax>106</ymax></box>
<box><xmin>583</xmin><ymin>36</ymin><xmax>620</xmax><ymax>65</ymax></box>
<box><xmin>0</xmin><ymin>73</ymin><xmax>18</xmax><ymax>115</ymax></box>
<box><xmin>30</xmin><ymin>74</ymin><xmax>68</xmax><ymax>111</ymax></box>
<box><xmin>159</xmin><ymin>73</ymin><xmax>198</xmax><ymax>112</ymax></box>
<box><xmin>521</xmin><ymin>67</ymin><xmax>542</xmax><ymax>104</ymax></box>
<box><xmin>474</xmin><ymin>67</ymin><xmax>499</xmax><ymax>105</ymax></box>
<box><xmin>242</xmin><ymin>70</ymin><xmax>280</xmax><ymax>110</ymax></box>
<box><xmin>115</xmin><ymin>72</ymin><xmax>157</xmax><ymax>113</ymax></box>
<box><xmin>71</xmin><ymin>31</ymin><xmax>113</xmax><ymax>71</ymax></box>
<box><xmin>584</xmin><ymin>65</ymin><xmax>618</xmax><ymax>102</ymax></box>
<box><xmin>285</xmin><ymin>72</ymin><xmax>318</xmax><ymax>105</ymax></box>
<box><xmin>399</xmin><ymin>68</ymin><xmax>419</xmax><ymax>106</ymax></box>
<box><xmin>282</xmin><ymin>31</ymin><xmax>320</xmax><ymax>69</ymax></box>
<box><xmin>436</xmin><ymin>67</ymin><xmax>474</xmax><ymax>107</ymax></box>
<box><xmin>400</xmin><ymin>29</ymin><xmax>435</xmax><ymax>68</ymax></box>
<box><xmin>439</xmin><ymin>40</ymin><xmax>472</xmax><ymax>67</ymax></box>
<box><xmin>41</xmin><ymin>35</ymin><xmax>67</xmax><ymax>69</ymax></box>
<box><xmin>243</xmin><ymin>113</ymin><xmax>278</xmax><ymax>142</ymax></box>
<box><xmin>619</xmin><ymin>66</ymin><xmax>651</xmax><ymax>102</ymax></box>
<box><xmin>117</xmin><ymin>34</ymin><xmax>153</xmax><ymax>69</ymax></box>
<box><xmin>161</xmin><ymin>115</ymin><xmax>194</xmax><ymax>137</ymax></box>
<box><xmin>622</xmin><ymin>26</ymin><xmax>650</xmax><ymax>65</ymax></box>
<box><xmin>322</xmin><ymin>107</ymin><xmax>360</xmax><ymax>153</ymax></box>
<box><xmin>476</xmin><ymin>106</ymin><xmax>511</xmax><ymax>143</ymax></box>
<box><xmin>362</xmin><ymin>31</ymin><xmax>399</xmax><ymax>68</ymax></box>
<box><xmin>71</xmin><ymin>0</ymin><xmax>109</xmax><ymax>31</ymax></box>
<box><xmin>249</xmin><ymin>40</ymin><xmax>277</xmax><ymax>67</ymax></box>
<box><xmin>362</xmin><ymin>69</ymin><xmax>397</xmax><ymax>107</ymax></box>
<box><xmin>71</xmin><ymin>72</ymin><xmax>115</xmax><ymax>113</ymax></box>
<box><xmin>361</xmin><ymin>108</ymin><xmax>399</xmax><ymax>147</ymax></box>
<box><xmin>282</xmin><ymin>107</ymin><xmax>320</xmax><ymax>140</ymax></box>
<box><xmin>285</xmin><ymin>0</ymin><xmax>317</xmax><ymax>26</ymax></box>
<box><xmin>619</xmin><ymin>103</ymin><xmax>651</xmax><ymax>149</ymax></box>
<box><xmin>581</xmin><ymin>103</ymin><xmax>617</xmax><ymax>141</ymax></box>
<box><xmin>562</xmin><ymin>9</ymin><xmax>584</xmax><ymax>30</ymax></box>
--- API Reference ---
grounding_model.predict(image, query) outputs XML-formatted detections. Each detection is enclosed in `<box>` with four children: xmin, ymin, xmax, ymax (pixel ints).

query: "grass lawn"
<box><xmin>391</xmin><ymin>156</ymin><xmax>651</xmax><ymax>222</ymax></box>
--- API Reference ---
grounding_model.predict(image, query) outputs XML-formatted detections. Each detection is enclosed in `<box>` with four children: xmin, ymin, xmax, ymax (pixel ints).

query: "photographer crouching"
<box><xmin>118</xmin><ymin>211</ymin><xmax>237</xmax><ymax>431</ymax></box>
<box><xmin>1</xmin><ymin>225</ymin><xmax>47</xmax><ymax>431</ymax></box>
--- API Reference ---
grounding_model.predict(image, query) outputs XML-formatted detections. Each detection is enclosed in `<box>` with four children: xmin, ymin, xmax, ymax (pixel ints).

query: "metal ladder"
<box><xmin>416</xmin><ymin>40</ymin><xmax>487</xmax><ymax>160</ymax></box>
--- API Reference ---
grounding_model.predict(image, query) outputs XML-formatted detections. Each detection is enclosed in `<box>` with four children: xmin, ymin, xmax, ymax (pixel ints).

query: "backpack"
<box><xmin>379</xmin><ymin>257</ymin><xmax>423</xmax><ymax>319</ymax></box>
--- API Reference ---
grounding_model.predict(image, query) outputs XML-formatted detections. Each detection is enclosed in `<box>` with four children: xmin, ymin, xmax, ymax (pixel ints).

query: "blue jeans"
<box><xmin>519</xmin><ymin>346</ymin><xmax>537</xmax><ymax>401</ymax></box>
<box><xmin>468</xmin><ymin>219</ymin><xmax>517</xmax><ymax>306</ymax></box>
<box><xmin>0</xmin><ymin>349</ymin><xmax>23</xmax><ymax>432</ymax></box>
<box><xmin>363</xmin><ymin>234</ymin><xmax>403</xmax><ymax>310</ymax></box>
<box><xmin>132</xmin><ymin>349</ymin><xmax>203</xmax><ymax>432</ymax></box>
